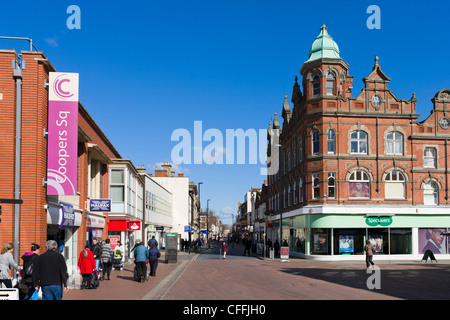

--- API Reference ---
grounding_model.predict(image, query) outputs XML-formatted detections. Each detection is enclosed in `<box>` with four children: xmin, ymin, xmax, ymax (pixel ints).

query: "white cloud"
<box><xmin>44</xmin><ymin>36</ymin><xmax>59</xmax><ymax>48</ymax></box>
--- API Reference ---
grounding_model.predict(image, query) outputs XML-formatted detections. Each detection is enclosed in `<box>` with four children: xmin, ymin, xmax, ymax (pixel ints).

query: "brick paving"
<box><xmin>63</xmin><ymin>243</ymin><xmax>450</xmax><ymax>301</ymax></box>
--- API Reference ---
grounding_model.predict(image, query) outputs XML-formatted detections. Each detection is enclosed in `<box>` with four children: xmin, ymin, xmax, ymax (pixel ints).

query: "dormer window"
<box><xmin>326</xmin><ymin>73</ymin><xmax>335</xmax><ymax>95</ymax></box>
<box><xmin>313</xmin><ymin>75</ymin><xmax>320</xmax><ymax>96</ymax></box>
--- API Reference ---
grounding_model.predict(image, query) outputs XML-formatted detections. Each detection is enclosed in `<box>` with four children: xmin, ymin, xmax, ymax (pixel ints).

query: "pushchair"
<box><xmin>112</xmin><ymin>250</ymin><xmax>123</xmax><ymax>271</ymax></box>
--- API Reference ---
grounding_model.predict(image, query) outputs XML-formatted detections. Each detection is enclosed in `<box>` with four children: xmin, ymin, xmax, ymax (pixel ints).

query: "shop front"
<box><xmin>271</xmin><ymin>206</ymin><xmax>450</xmax><ymax>261</ymax></box>
<box><xmin>108</xmin><ymin>218</ymin><xmax>142</xmax><ymax>260</ymax></box>
<box><xmin>46</xmin><ymin>201</ymin><xmax>82</xmax><ymax>274</ymax></box>
<box><xmin>146</xmin><ymin>225</ymin><xmax>166</xmax><ymax>249</ymax></box>
<box><xmin>86</xmin><ymin>213</ymin><xmax>106</xmax><ymax>246</ymax></box>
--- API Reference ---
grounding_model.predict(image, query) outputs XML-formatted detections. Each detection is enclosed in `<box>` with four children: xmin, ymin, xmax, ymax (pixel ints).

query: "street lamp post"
<box><xmin>198</xmin><ymin>182</ymin><xmax>203</xmax><ymax>241</ymax></box>
<box><xmin>207</xmin><ymin>199</ymin><xmax>210</xmax><ymax>248</ymax></box>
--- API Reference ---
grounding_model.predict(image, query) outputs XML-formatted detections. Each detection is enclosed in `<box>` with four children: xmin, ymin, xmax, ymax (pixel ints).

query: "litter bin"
<box><xmin>270</xmin><ymin>248</ymin><xmax>274</xmax><ymax>259</ymax></box>
<box><xmin>165</xmin><ymin>233</ymin><xmax>178</xmax><ymax>263</ymax></box>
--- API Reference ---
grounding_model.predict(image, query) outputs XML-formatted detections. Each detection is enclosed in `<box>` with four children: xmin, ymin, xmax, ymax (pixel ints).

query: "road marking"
<box><xmin>141</xmin><ymin>256</ymin><xmax>197</xmax><ymax>300</ymax></box>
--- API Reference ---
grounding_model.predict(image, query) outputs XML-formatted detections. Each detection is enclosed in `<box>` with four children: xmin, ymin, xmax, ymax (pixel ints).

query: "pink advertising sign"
<box><xmin>47</xmin><ymin>72</ymin><xmax>79</xmax><ymax>195</ymax></box>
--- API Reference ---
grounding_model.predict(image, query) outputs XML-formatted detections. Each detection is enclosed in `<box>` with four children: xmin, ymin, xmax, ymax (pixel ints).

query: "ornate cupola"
<box><xmin>300</xmin><ymin>24</ymin><xmax>352</xmax><ymax>100</ymax></box>
<box><xmin>306</xmin><ymin>24</ymin><xmax>341</xmax><ymax>62</ymax></box>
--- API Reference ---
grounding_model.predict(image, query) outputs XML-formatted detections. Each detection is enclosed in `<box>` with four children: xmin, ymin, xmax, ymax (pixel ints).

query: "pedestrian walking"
<box><xmin>32</xmin><ymin>240</ymin><xmax>69</xmax><ymax>300</ymax></box>
<box><xmin>148</xmin><ymin>236</ymin><xmax>158</xmax><ymax>249</ymax></box>
<box><xmin>91</xmin><ymin>238</ymin><xmax>102</xmax><ymax>273</ymax></box>
<box><xmin>221</xmin><ymin>242</ymin><xmax>228</xmax><ymax>259</ymax></box>
<box><xmin>100</xmin><ymin>238</ymin><xmax>113</xmax><ymax>281</ymax></box>
<box><xmin>134</xmin><ymin>239</ymin><xmax>149</xmax><ymax>282</ymax></box>
<box><xmin>148</xmin><ymin>243</ymin><xmax>161</xmax><ymax>277</ymax></box>
<box><xmin>0</xmin><ymin>242</ymin><xmax>22</xmax><ymax>288</ymax></box>
<box><xmin>364</xmin><ymin>240</ymin><xmax>375</xmax><ymax>269</ymax></box>
<box><xmin>243</xmin><ymin>238</ymin><xmax>252</xmax><ymax>256</ymax></box>
<box><xmin>20</xmin><ymin>243</ymin><xmax>40</xmax><ymax>299</ymax></box>
<box><xmin>197</xmin><ymin>238</ymin><xmax>202</xmax><ymax>253</ymax></box>
<box><xmin>274</xmin><ymin>239</ymin><xmax>280</xmax><ymax>258</ymax></box>
<box><xmin>78</xmin><ymin>245</ymin><xmax>96</xmax><ymax>289</ymax></box>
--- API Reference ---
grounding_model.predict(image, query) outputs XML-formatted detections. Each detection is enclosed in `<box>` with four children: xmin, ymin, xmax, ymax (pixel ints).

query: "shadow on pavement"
<box><xmin>278</xmin><ymin>263</ymin><xmax>450</xmax><ymax>300</ymax></box>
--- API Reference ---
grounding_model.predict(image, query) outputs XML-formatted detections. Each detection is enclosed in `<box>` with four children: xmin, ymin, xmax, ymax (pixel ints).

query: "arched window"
<box><xmin>328</xmin><ymin>173</ymin><xmax>336</xmax><ymax>198</ymax></box>
<box><xmin>350</xmin><ymin>131</ymin><xmax>368</xmax><ymax>154</ymax></box>
<box><xmin>313</xmin><ymin>174</ymin><xmax>320</xmax><ymax>199</ymax></box>
<box><xmin>385</xmin><ymin>170</ymin><xmax>406</xmax><ymax>199</ymax></box>
<box><xmin>326</xmin><ymin>73</ymin><xmax>335</xmax><ymax>95</ymax></box>
<box><xmin>288</xmin><ymin>185</ymin><xmax>291</xmax><ymax>206</ymax></box>
<box><xmin>424</xmin><ymin>181</ymin><xmax>438</xmax><ymax>205</ymax></box>
<box><xmin>293</xmin><ymin>182</ymin><xmax>297</xmax><ymax>204</ymax></box>
<box><xmin>298</xmin><ymin>137</ymin><xmax>303</xmax><ymax>162</ymax></box>
<box><xmin>299</xmin><ymin>177</ymin><xmax>303</xmax><ymax>203</ymax></box>
<box><xmin>313</xmin><ymin>75</ymin><xmax>320</xmax><ymax>96</ymax></box>
<box><xmin>312</xmin><ymin>130</ymin><xmax>320</xmax><ymax>155</ymax></box>
<box><xmin>386</xmin><ymin>132</ymin><xmax>403</xmax><ymax>155</ymax></box>
<box><xmin>327</xmin><ymin>130</ymin><xmax>335</xmax><ymax>153</ymax></box>
<box><xmin>349</xmin><ymin>170</ymin><xmax>370</xmax><ymax>198</ymax></box>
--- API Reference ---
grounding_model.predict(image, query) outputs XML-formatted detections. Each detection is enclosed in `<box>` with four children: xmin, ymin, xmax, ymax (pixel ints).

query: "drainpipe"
<box><xmin>376</xmin><ymin>117</ymin><xmax>380</xmax><ymax>193</ymax></box>
<box><xmin>13</xmin><ymin>53</ymin><xmax>23</xmax><ymax>264</ymax></box>
<box><xmin>446</xmin><ymin>139</ymin><xmax>448</xmax><ymax>203</ymax></box>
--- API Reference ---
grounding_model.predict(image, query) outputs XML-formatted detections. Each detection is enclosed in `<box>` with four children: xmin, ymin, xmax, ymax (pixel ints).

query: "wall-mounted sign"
<box><xmin>86</xmin><ymin>214</ymin><xmax>106</xmax><ymax>229</ymax></box>
<box><xmin>47</xmin><ymin>72</ymin><xmax>79</xmax><ymax>196</ymax></box>
<box><xmin>89</xmin><ymin>199</ymin><xmax>111</xmax><ymax>212</ymax></box>
<box><xmin>59</xmin><ymin>202</ymin><xmax>75</xmax><ymax>229</ymax></box>
<box><xmin>128</xmin><ymin>220</ymin><xmax>141</xmax><ymax>231</ymax></box>
<box><xmin>365</xmin><ymin>216</ymin><xmax>393</xmax><ymax>227</ymax></box>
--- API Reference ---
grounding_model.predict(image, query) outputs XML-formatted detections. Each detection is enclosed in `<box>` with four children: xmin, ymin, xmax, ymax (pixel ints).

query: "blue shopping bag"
<box><xmin>30</xmin><ymin>289</ymin><xmax>39</xmax><ymax>300</ymax></box>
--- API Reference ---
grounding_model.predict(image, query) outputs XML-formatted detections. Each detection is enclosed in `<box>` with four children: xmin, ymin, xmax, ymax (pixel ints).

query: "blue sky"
<box><xmin>1</xmin><ymin>0</ymin><xmax>449</xmax><ymax>225</ymax></box>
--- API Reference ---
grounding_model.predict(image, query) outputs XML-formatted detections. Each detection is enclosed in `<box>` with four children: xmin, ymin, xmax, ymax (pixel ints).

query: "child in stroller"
<box><xmin>112</xmin><ymin>249</ymin><xmax>123</xmax><ymax>271</ymax></box>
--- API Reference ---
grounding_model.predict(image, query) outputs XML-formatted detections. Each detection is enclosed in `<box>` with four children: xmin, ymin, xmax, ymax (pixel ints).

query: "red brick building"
<box><xmin>0</xmin><ymin>48</ymin><xmax>120</xmax><ymax>272</ymax></box>
<box><xmin>266</xmin><ymin>25</ymin><xmax>450</xmax><ymax>260</ymax></box>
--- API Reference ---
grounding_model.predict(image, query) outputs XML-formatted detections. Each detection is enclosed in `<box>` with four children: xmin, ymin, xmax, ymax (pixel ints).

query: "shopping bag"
<box><xmin>30</xmin><ymin>289</ymin><xmax>39</xmax><ymax>301</ymax></box>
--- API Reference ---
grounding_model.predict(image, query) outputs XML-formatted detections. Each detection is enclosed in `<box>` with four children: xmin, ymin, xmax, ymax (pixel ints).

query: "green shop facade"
<box><xmin>268</xmin><ymin>205</ymin><xmax>450</xmax><ymax>260</ymax></box>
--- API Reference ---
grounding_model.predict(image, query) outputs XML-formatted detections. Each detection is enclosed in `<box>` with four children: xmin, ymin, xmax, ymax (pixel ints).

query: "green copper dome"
<box><xmin>307</xmin><ymin>24</ymin><xmax>340</xmax><ymax>62</ymax></box>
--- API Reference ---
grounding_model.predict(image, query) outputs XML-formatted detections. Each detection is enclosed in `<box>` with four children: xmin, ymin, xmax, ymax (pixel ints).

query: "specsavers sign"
<box><xmin>365</xmin><ymin>216</ymin><xmax>393</xmax><ymax>227</ymax></box>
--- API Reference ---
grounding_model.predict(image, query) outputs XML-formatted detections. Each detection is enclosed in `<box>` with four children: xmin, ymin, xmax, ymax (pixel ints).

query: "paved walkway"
<box><xmin>63</xmin><ymin>241</ymin><xmax>450</xmax><ymax>300</ymax></box>
<box><xmin>64</xmin><ymin>249</ymin><xmax>197</xmax><ymax>300</ymax></box>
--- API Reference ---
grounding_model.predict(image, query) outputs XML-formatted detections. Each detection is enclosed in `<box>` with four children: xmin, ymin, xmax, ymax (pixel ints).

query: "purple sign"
<box><xmin>89</xmin><ymin>199</ymin><xmax>111</xmax><ymax>212</ymax></box>
<box><xmin>59</xmin><ymin>202</ymin><xmax>75</xmax><ymax>229</ymax></box>
<box><xmin>47</xmin><ymin>73</ymin><xmax>79</xmax><ymax>195</ymax></box>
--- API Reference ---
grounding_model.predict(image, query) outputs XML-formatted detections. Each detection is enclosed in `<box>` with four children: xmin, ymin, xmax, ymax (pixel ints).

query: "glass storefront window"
<box><xmin>333</xmin><ymin>229</ymin><xmax>365</xmax><ymax>255</ymax></box>
<box><xmin>311</xmin><ymin>228</ymin><xmax>331</xmax><ymax>255</ymax></box>
<box><xmin>368</xmin><ymin>228</ymin><xmax>389</xmax><ymax>254</ymax></box>
<box><xmin>390</xmin><ymin>228</ymin><xmax>412</xmax><ymax>254</ymax></box>
<box><xmin>292</xmin><ymin>228</ymin><xmax>306</xmax><ymax>254</ymax></box>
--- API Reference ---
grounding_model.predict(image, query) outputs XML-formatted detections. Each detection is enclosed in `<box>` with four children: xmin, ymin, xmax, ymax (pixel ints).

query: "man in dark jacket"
<box><xmin>91</xmin><ymin>238</ymin><xmax>102</xmax><ymax>273</ymax></box>
<box><xmin>32</xmin><ymin>240</ymin><xmax>69</xmax><ymax>300</ymax></box>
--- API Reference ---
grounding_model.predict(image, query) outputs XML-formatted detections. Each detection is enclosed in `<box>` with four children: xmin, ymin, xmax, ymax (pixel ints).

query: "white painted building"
<box><xmin>151</xmin><ymin>162</ymin><xmax>191</xmax><ymax>241</ymax></box>
<box><xmin>142</xmin><ymin>173</ymin><xmax>173</xmax><ymax>246</ymax></box>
